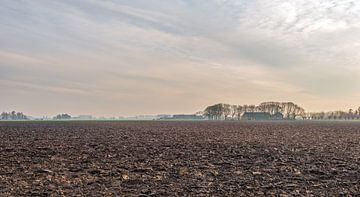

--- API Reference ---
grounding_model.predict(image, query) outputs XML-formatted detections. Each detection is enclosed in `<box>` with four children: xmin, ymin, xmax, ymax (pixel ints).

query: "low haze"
<box><xmin>1</xmin><ymin>0</ymin><xmax>360</xmax><ymax>117</ymax></box>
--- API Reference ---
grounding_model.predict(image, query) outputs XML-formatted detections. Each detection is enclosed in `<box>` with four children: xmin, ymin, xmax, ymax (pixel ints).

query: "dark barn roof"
<box><xmin>271</xmin><ymin>112</ymin><xmax>284</xmax><ymax>120</ymax></box>
<box><xmin>242</xmin><ymin>112</ymin><xmax>284</xmax><ymax>120</ymax></box>
<box><xmin>242</xmin><ymin>112</ymin><xmax>271</xmax><ymax>120</ymax></box>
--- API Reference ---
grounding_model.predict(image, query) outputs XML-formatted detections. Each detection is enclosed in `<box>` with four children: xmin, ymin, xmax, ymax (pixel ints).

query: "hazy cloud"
<box><xmin>1</xmin><ymin>0</ymin><xmax>360</xmax><ymax>116</ymax></box>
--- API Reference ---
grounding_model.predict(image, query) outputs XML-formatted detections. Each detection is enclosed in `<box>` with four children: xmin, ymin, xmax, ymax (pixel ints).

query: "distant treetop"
<box><xmin>53</xmin><ymin>114</ymin><xmax>72</xmax><ymax>120</ymax></box>
<box><xmin>203</xmin><ymin>102</ymin><xmax>305</xmax><ymax>120</ymax></box>
<box><xmin>0</xmin><ymin>111</ymin><xmax>28</xmax><ymax>120</ymax></box>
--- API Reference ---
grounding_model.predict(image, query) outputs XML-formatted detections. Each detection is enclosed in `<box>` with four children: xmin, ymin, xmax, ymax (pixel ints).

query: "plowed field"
<box><xmin>0</xmin><ymin>121</ymin><xmax>360</xmax><ymax>196</ymax></box>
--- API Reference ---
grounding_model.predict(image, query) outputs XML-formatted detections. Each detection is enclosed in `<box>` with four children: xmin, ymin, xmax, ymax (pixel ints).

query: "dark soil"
<box><xmin>0</xmin><ymin>121</ymin><xmax>360</xmax><ymax>196</ymax></box>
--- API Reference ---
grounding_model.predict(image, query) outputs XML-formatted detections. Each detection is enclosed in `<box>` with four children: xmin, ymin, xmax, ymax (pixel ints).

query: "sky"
<box><xmin>1</xmin><ymin>0</ymin><xmax>360</xmax><ymax>117</ymax></box>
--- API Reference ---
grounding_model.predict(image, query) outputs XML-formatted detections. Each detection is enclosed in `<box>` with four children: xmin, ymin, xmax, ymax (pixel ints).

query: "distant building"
<box><xmin>295</xmin><ymin>115</ymin><xmax>304</xmax><ymax>120</ymax></box>
<box><xmin>134</xmin><ymin>115</ymin><xmax>158</xmax><ymax>120</ymax></box>
<box><xmin>172</xmin><ymin>114</ymin><xmax>204</xmax><ymax>120</ymax></box>
<box><xmin>242</xmin><ymin>112</ymin><xmax>271</xmax><ymax>120</ymax></box>
<box><xmin>242</xmin><ymin>112</ymin><xmax>284</xmax><ymax>120</ymax></box>
<box><xmin>75</xmin><ymin>115</ymin><xmax>94</xmax><ymax>120</ymax></box>
<box><xmin>157</xmin><ymin>114</ymin><xmax>173</xmax><ymax>119</ymax></box>
<box><xmin>271</xmin><ymin>112</ymin><xmax>284</xmax><ymax>120</ymax></box>
<box><xmin>159</xmin><ymin>114</ymin><xmax>205</xmax><ymax>120</ymax></box>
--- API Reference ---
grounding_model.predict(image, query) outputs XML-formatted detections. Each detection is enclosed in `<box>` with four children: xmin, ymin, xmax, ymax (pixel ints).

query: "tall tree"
<box><xmin>223</xmin><ymin>104</ymin><xmax>231</xmax><ymax>120</ymax></box>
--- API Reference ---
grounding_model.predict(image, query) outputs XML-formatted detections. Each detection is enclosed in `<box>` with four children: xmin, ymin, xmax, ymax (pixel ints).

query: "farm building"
<box><xmin>271</xmin><ymin>112</ymin><xmax>284</xmax><ymax>120</ymax></box>
<box><xmin>242</xmin><ymin>112</ymin><xmax>284</xmax><ymax>120</ymax></box>
<box><xmin>159</xmin><ymin>114</ymin><xmax>205</xmax><ymax>120</ymax></box>
<box><xmin>242</xmin><ymin>112</ymin><xmax>271</xmax><ymax>120</ymax></box>
<box><xmin>172</xmin><ymin>114</ymin><xmax>204</xmax><ymax>120</ymax></box>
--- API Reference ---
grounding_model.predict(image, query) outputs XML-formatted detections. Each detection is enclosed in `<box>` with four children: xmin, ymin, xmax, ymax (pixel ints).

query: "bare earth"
<box><xmin>0</xmin><ymin>121</ymin><xmax>360</xmax><ymax>196</ymax></box>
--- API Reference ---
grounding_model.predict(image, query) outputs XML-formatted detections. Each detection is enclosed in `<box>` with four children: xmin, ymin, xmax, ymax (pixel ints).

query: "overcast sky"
<box><xmin>1</xmin><ymin>0</ymin><xmax>360</xmax><ymax>117</ymax></box>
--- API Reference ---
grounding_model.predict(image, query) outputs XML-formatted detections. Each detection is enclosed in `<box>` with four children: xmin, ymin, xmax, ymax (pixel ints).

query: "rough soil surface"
<box><xmin>0</xmin><ymin>121</ymin><xmax>360</xmax><ymax>196</ymax></box>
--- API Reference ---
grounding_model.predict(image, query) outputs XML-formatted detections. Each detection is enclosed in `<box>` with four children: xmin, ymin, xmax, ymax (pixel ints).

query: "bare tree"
<box><xmin>204</xmin><ymin>101</ymin><xmax>307</xmax><ymax>121</ymax></box>
<box><xmin>54</xmin><ymin>114</ymin><xmax>72</xmax><ymax>120</ymax></box>
<box><xmin>230</xmin><ymin>105</ymin><xmax>238</xmax><ymax>120</ymax></box>
<box><xmin>204</xmin><ymin>103</ymin><xmax>224</xmax><ymax>120</ymax></box>
<box><xmin>223</xmin><ymin>104</ymin><xmax>231</xmax><ymax>120</ymax></box>
<box><xmin>0</xmin><ymin>111</ymin><xmax>28</xmax><ymax>120</ymax></box>
<box><xmin>248</xmin><ymin>105</ymin><xmax>256</xmax><ymax>112</ymax></box>
<box><xmin>233</xmin><ymin>105</ymin><xmax>243</xmax><ymax>120</ymax></box>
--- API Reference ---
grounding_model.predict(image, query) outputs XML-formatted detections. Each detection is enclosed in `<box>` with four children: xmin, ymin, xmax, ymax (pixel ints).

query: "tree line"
<box><xmin>0</xmin><ymin>111</ymin><xmax>28</xmax><ymax>120</ymax></box>
<box><xmin>306</xmin><ymin>108</ymin><xmax>360</xmax><ymax>120</ymax></box>
<box><xmin>53</xmin><ymin>114</ymin><xmax>72</xmax><ymax>120</ymax></box>
<box><xmin>203</xmin><ymin>102</ymin><xmax>305</xmax><ymax>120</ymax></box>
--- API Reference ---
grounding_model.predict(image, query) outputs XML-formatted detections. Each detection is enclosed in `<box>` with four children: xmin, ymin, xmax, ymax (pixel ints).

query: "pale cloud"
<box><xmin>1</xmin><ymin>0</ymin><xmax>360</xmax><ymax>116</ymax></box>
